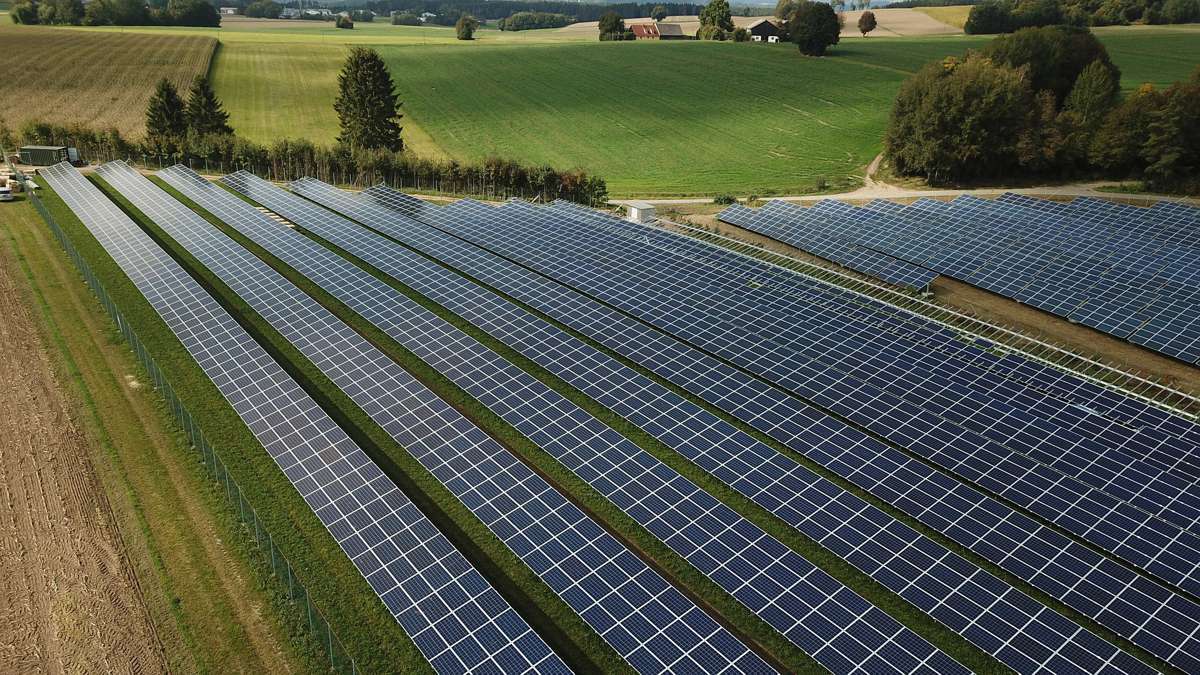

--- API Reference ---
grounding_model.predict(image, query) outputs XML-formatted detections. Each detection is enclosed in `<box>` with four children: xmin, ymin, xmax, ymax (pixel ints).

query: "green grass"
<box><xmin>31</xmin><ymin>181</ymin><xmax>430</xmax><ymax>673</ymax></box>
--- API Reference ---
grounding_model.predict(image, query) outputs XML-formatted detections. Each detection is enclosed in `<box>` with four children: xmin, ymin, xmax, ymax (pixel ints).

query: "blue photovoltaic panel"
<box><xmin>100</xmin><ymin>161</ymin><xmax>770</xmax><ymax>675</ymax></box>
<box><xmin>269</xmin><ymin>179</ymin><xmax>1167</xmax><ymax>674</ymax></box>
<box><xmin>723</xmin><ymin>196</ymin><xmax>1200</xmax><ymax>363</ymax></box>
<box><xmin>343</xmin><ymin>182</ymin><xmax>1200</xmax><ymax>673</ymax></box>
<box><xmin>212</xmin><ymin>168</ymin><xmax>966</xmax><ymax>675</ymax></box>
<box><xmin>384</xmin><ymin>193</ymin><xmax>1200</xmax><ymax>602</ymax></box>
<box><xmin>40</xmin><ymin>162</ymin><xmax>567</xmax><ymax>675</ymax></box>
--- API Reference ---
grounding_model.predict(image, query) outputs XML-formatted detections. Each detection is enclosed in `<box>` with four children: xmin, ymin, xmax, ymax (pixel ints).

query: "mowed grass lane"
<box><xmin>0</xmin><ymin>25</ymin><xmax>214</xmax><ymax>138</ymax></box>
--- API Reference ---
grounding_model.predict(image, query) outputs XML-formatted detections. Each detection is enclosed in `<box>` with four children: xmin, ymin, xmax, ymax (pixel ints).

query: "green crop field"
<box><xmin>12</xmin><ymin>20</ymin><xmax>1199</xmax><ymax>195</ymax></box>
<box><xmin>0</xmin><ymin>24</ymin><xmax>215</xmax><ymax>138</ymax></box>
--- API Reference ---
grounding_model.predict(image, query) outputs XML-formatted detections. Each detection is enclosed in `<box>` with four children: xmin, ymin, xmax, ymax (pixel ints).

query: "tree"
<box><xmin>964</xmin><ymin>1</ymin><xmax>1011</xmax><ymax>34</ymax></box>
<box><xmin>774</xmin><ymin>0</ymin><xmax>797</xmax><ymax>18</ymax></box>
<box><xmin>1010</xmin><ymin>0</ymin><xmax>1063</xmax><ymax>28</ymax></box>
<box><xmin>982</xmin><ymin>26</ymin><xmax>1120</xmax><ymax>105</ymax></box>
<box><xmin>392</xmin><ymin>11</ymin><xmax>420</xmax><ymax>25</ymax></box>
<box><xmin>455</xmin><ymin>13</ymin><xmax>478</xmax><ymax>39</ymax></box>
<box><xmin>1142</xmin><ymin>74</ymin><xmax>1200</xmax><ymax>192</ymax></box>
<box><xmin>732</xmin><ymin>26</ymin><xmax>750</xmax><ymax>41</ymax></box>
<box><xmin>884</xmin><ymin>54</ymin><xmax>1034</xmax><ymax>183</ymax></box>
<box><xmin>1162</xmin><ymin>0</ymin><xmax>1200</xmax><ymax>22</ymax></box>
<box><xmin>787</xmin><ymin>0</ymin><xmax>841</xmax><ymax>56</ymax></box>
<box><xmin>857</xmin><ymin>9</ymin><xmax>876</xmax><ymax>36</ymax></box>
<box><xmin>1089</xmin><ymin>84</ymin><xmax>1164</xmax><ymax>176</ymax></box>
<box><xmin>1064</xmin><ymin>60</ymin><xmax>1119</xmax><ymax>130</ymax></box>
<box><xmin>336</xmin><ymin>14</ymin><xmax>353</xmax><ymax>28</ymax></box>
<box><xmin>165</xmin><ymin>0</ymin><xmax>219</xmax><ymax>26</ymax></box>
<box><xmin>185</xmin><ymin>76</ymin><xmax>233</xmax><ymax>136</ymax></box>
<box><xmin>334</xmin><ymin>47</ymin><xmax>403</xmax><ymax>151</ymax></box>
<box><xmin>651</xmin><ymin>4</ymin><xmax>668</xmax><ymax>21</ymax></box>
<box><xmin>700</xmin><ymin>0</ymin><xmax>733</xmax><ymax>31</ymax></box>
<box><xmin>11</xmin><ymin>1</ymin><xmax>39</xmax><ymax>23</ymax></box>
<box><xmin>244</xmin><ymin>0</ymin><xmax>282</xmax><ymax>18</ymax></box>
<box><xmin>145</xmin><ymin>78</ymin><xmax>187</xmax><ymax>146</ymax></box>
<box><xmin>697</xmin><ymin>24</ymin><xmax>727</xmax><ymax>39</ymax></box>
<box><xmin>598</xmin><ymin>10</ymin><xmax>624</xmax><ymax>39</ymax></box>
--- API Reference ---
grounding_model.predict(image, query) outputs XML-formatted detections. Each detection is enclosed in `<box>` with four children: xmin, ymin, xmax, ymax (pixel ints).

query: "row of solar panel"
<box><xmin>328</xmin><ymin>185</ymin><xmax>1200</xmax><ymax>671</ymax></box>
<box><xmin>48</xmin><ymin>159</ymin><xmax>1200</xmax><ymax>673</ymax></box>
<box><xmin>718</xmin><ymin>196</ymin><xmax>1200</xmax><ymax>364</ymax></box>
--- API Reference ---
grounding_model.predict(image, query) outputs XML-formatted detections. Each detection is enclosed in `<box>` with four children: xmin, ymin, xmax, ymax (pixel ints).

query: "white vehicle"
<box><xmin>0</xmin><ymin>186</ymin><xmax>13</xmax><ymax>202</ymax></box>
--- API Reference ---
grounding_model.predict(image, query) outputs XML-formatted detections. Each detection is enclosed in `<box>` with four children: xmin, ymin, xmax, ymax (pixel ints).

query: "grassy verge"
<box><xmin>111</xmin><ymin>176</ymin><xmax>626</xmax><ymax>673</ymax></box>
<box><xmin>26</xmin><ymin>183</ymin><xmax>428</xmax><ymax>673</ymax></box>
<box><xmin>0</xmin><ymin>197</ymin><xmax>322</xmax><ymax>673</ymax></box>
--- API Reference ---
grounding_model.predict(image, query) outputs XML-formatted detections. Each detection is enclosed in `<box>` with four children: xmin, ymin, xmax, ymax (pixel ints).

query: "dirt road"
<box><xmin>0</xmin><ymin>245</ymin><xmax>166</xmax><ymax>673</ymax></box>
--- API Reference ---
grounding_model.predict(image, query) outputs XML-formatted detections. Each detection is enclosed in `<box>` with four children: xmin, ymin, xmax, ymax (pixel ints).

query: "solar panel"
<box><xmin>180</xmin><ymin>178</ymin><xmax>1157</xmax><ymax>674</ymax></box>
<box><xmin>41</xmin><ymin>162</ymin><xmax>567</xmax><ymax>675</ymax></box>
<box><xmin>724</xmin><ymin>196</ymin><xmax>1200</xmax><ymax>363</ymax></box>
<box><xmin>336</xmin><ymin>182</ymin><xmax>1200</xmax><ymax>672</ymax></box>
<box><xmin>382</xmin><ymin>193</ymin><xmax>1200</xmax><ymax>602</ymax></box>
<box><xmin>98</xmin><ymin>161</ymin><xmax>773</xmax><ymax>675</ymax></box>
<box><xmin>210</xmin><ymin>168</ymin><xmax>966</xmax><ymax>675</ymax></box>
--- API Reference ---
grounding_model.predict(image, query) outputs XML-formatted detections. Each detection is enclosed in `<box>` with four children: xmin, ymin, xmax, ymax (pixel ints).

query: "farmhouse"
<box><xmin>219</xmin><ymin>6</ymin><xmax>238</xmax><ymax>15</ymax></box>
<box><xmin>629</xmin><ymin>22</ymin><xmax>692</xmax><ymax>40</ymax></box>
<box><xmin>746</xmin><ymin>18</ymin><xmax>783</xmax><ymax>42</ymax></box>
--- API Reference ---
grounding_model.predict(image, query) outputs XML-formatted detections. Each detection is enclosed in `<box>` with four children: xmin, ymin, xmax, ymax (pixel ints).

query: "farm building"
<box><xmin>18</xmin><ymin>145</ymin><xmax>68</xmax><ymax>166</ymax></box>
<box><xmin>747</xmin><ymin>18</ymin><xmax>783</xmax><ymax>42</ymax></box>
<box><xmin>219</xmin><ymin>6</ymin><xmax>238</xmax><ymax>14</ymax></box>
<box><xmin>630</xmin><ymin>22</ymin><xmax>692</xmax><ymax>40</ymax></box>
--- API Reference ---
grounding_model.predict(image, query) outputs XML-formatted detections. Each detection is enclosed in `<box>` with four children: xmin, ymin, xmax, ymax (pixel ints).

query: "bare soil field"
<box><xmin>0</xmin><ymin>231</ymin><xmax>165</xmax><ymax>673</ymax></box>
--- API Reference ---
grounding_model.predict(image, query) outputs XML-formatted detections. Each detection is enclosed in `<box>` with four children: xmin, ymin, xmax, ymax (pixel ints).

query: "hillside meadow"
<box><xmin>5</xmin><ymin>17</ymin><xmax>1198</xmax><ymax>195</ymax></box>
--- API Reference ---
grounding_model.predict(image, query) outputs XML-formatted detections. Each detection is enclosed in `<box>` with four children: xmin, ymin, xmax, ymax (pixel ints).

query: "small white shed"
<box><xmin>626</xmin><ymin>201</ymin><xmax>656</xmax><ymax>223</ymax></box>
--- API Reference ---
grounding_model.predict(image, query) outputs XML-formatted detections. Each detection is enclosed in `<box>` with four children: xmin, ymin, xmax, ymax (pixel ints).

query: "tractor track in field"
<box><xmin>0</xmin><ymin>238</ymin><xmax>166</xmax><ymax>675</ymax></box>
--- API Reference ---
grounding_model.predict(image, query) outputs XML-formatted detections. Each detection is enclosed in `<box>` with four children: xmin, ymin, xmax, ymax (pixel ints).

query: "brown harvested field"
<box><xmin>0</xmin><ymin>25</ymin><xmax>215</xmax><ymax>138</ymax></box>
<box><xmin>681</xmin><ymin>208</ymin><xmax>1200</xmax><ymax>395</ymax></box>
<box><xmin>0</xmin><ymin>219</ymin><xmax>165</xmax><ymax>673</ymax></box>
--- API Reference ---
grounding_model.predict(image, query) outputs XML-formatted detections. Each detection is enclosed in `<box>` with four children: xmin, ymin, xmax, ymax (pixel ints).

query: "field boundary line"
<box><xmin>655</xmin><ymin>217</ymin><xmax>1200</xmax><ymax>421</ymax></box>
<box><xmin>8</xmin><ymin>158</ymin><xmax>360</xmax><ymax>675</ymax></box>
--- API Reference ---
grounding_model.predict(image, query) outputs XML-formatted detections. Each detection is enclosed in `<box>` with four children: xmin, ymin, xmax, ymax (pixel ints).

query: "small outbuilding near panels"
<box><xmin>19</xmin><ymin>146</ymin><xmax>68</xmax><ymax>166</ymax></box>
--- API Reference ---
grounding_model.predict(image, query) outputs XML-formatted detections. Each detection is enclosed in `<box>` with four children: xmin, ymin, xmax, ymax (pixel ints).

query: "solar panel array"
<box><xmin>339</xmin><ymin>182</ymin><xmax>1200</xmax><ymax>672</ymax></box>
<box><xmin>51</xmin><ymin>154</ymin><xmax>1200</xmax><ymax>673</ymax></box>
<box><xmin>719</xmin><ymin>203</ymin><xmax>939</xmax><ymax>290</ymax></box>
<box><xmin>719</xmin><ymin>196</ymin><xmax>1200</xmax><ymax>363</ymax></box>
<box><xmin>100</xmin><ymin>161</ymin><xmax>770</xmax><ymax>675</ymax></box>
<box><xmin>212</xmin><ymin>168</ymin><xmax>967</xmax><ymax>675</ymax></box>
<box><xmin>41</xmin><ymin>162</ymin><xmax>567</xmax><ymax>675</ymax></box>
<box><xmin>271</xmin><ymin>178</ymin><xmax>1173</xmax><ymax>675</ymax></box>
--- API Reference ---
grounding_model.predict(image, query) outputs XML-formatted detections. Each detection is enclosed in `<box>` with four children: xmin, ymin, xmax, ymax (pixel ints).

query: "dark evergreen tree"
<box><xmin>185</xmin><ymin>76</ymin><xmax>233</xmax><ymax>136</ymax></box>
<box><xmin>334</xmin><ymin>47</ymin><xmax>403</xmax><ymax>151</ymax></box>
<box><xmin>145</xmin><ymin>78</ymin><xmax>187</xmax><ymax>144</ymax></box>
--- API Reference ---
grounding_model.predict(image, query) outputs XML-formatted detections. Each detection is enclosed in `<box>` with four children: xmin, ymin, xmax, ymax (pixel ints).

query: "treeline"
<box><xmin>966</xmin><ymin>0</ymin><xmax>1200</xmax><ymax>33</ymax></box>
<box><xmin>497</xmin><ymin>11</ymin><xmax>574</xmax><ymax>30</ymax></box>
<box><xmin>364</xmin><ymin>0</ymin><xmax>702</xmax><ymax>22</ymax></box>
<box><xmin>886</xmin><ymin>0</ymin><xmax>978</xmax><ymax>7</ymax></box>
<box><xmin>4</xmin><ymin>121</ymin><xmax>609</xmax><ymax>204</ymax></box>
<box><xmin>10</xmin><ymin>0</ymin><xmax>220</xmax><ymax>26</ymax></box>
<box><xmin>885</xmin><ymin>26</ymin><xmax>1199</xmax><ymax>193</ymax></box>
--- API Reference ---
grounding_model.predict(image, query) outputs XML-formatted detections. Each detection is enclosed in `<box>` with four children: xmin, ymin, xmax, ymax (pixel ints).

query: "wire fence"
<box><xmin>18</xmin><ymin>169</ymin><xmax>359</xmax><ymax>675</ymax></box>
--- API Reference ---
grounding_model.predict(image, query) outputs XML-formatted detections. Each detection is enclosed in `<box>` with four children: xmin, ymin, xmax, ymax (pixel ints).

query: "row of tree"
<box><xmin>884</xmin><ymin>26</ymin><xmax>1199</xmax><ymax>193</ymax></box>
<box><xmin>10</xmin><ymin>0</ymin><xmax>219</xmax><ymax>26</ymax></box>
<box><xmin>366</xmin><ymin>0</ymin><xmax>702</xmax><ymax>23</ymax></box>
<box><xmin>966</xmin><ymin>0</ymin><xmax>1200</xmax><ymax>33</ymax></box>
<box><xmin>497</xmin><ymin>11</ymin><xmax>575</xmax><ymax>30</ymax></box>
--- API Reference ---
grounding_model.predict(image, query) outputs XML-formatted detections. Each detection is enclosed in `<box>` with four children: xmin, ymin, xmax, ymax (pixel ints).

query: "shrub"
<box><xmin>455</xmin><ymin>13</ymin><xmax>478</xmax><ymax>39</ymax></box>
<box><xmin>713</xmin><ymin>194</ymin><xmax>737</xmax><ymax>204</ymax></box>
<box><xmin>697</xmin><ymin>23</ymin><xmax>727</xmax><ymax>39</ymax></box>
<box><xmin>732</xmin><ymin>26</ymin><xmax>750</xmax><ymax>41</ymax></box>
<box><xmin>11</xmin><ymin>1</ymin><xmax>40</xmax><ymax>23</ymax></box>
